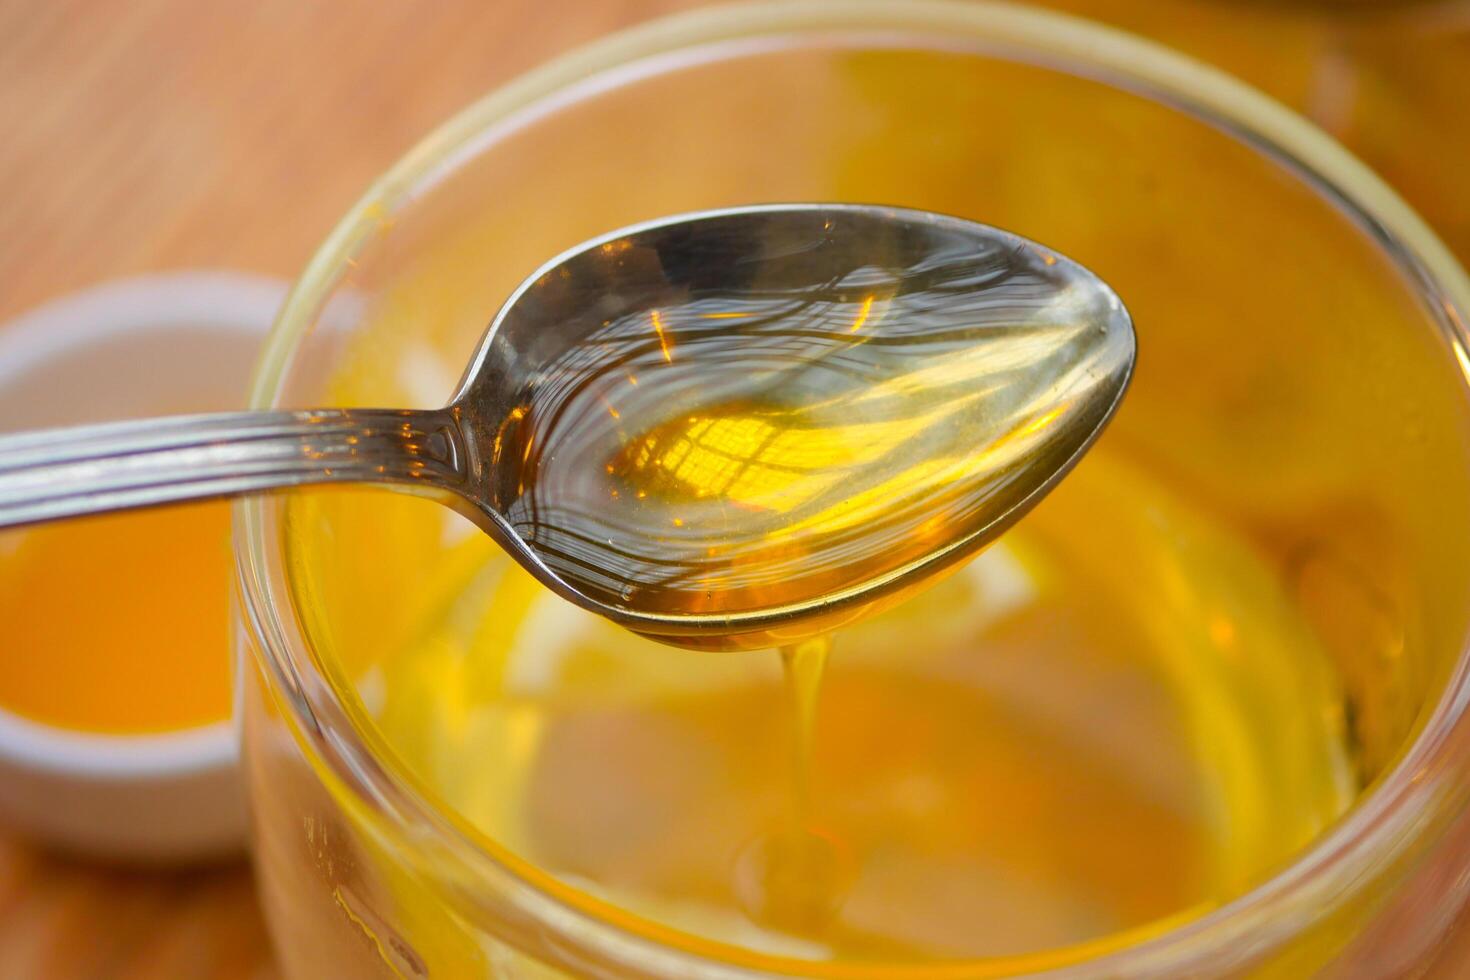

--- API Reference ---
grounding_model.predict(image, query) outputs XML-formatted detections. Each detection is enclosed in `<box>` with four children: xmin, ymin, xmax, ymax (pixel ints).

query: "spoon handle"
<box><xmin>0</xmin><ymin>408</ymin><xmax>467</xmax><ymax>529</ymax></box>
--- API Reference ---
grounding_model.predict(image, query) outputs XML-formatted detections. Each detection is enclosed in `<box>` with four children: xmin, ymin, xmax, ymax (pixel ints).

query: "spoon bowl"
<box><xmin>452</xmin><ymin>205</ymin><xmax>1134</xmax><ymax>646</ymax></box>
<box><xmin>0</xmin><ymin>205</ymin><xmax>1134</xmax><ymax>649</ymax></box>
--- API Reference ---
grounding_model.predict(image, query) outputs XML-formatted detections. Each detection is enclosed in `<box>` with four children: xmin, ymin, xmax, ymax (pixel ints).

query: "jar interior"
<box><xmin>267</xmin><ymin>32</ymin><xmax>1470</xmax><ymax>972</ymax></box>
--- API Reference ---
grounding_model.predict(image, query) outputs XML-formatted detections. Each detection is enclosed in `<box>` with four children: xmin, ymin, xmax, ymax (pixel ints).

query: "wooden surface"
<box><xmin>0</xmin><ymin>3</ymin><xmax>692</xmax><ymax>976</ymax></box>
<box><xmin>1</xmin><ymin>2</ymin><xmax>1467</xmax><ymax>978</ymax></box>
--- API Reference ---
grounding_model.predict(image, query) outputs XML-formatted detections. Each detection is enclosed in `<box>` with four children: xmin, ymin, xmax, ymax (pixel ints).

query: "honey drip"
<box><xmin>734</xmin><ymin>636</ymin><xmax>855</xmax><ymax>937</ymax></box>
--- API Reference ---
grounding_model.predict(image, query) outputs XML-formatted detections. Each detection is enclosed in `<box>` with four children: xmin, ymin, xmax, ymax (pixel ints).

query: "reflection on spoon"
<box><xmin>482</xmin><ymin>205</ymin><xmax>1134</xmax><ymax>646</ymax></box>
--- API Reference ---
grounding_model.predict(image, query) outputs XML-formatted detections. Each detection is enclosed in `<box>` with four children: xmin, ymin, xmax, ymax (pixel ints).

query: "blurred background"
<box><xmin>0</xmin><ymin>0</ymin><xmax>1465</xmax><ymax>976</ymax></box>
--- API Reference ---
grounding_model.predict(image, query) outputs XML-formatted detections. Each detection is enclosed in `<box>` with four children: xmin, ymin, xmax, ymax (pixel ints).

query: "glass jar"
<box><xmin>234</xmin><ymin>2</ymin><xmax>1470</xmax><ymax>976</ymax></box>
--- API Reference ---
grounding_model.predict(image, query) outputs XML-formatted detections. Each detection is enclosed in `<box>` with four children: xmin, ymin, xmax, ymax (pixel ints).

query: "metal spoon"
<box><xmin>0</xmin><ymin>205</ymin><xmax>1134</xmax><ymax>648</ymax></box>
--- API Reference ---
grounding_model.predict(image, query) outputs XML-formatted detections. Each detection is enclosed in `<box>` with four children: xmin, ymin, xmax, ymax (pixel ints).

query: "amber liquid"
<box><xmin>779</xmin><ymin>638</ymin><xmax>829</xmax><ymax>825</ymax></box>
<box><xmin>0</xmin><ymin>502</ymin><xmax>233</xmax><ymax>733</ymax></box>
<box><xmin>290</xmin><ymin>450</ymin><xmax>1356</xmax><ymax>960</ymax></box>
<box><xmin>731</xmin><ymin>638</ymin><xmax>850</xmax><ymax>937</ymax></box>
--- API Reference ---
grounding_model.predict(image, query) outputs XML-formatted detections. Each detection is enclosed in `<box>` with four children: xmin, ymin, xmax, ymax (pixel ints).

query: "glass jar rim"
<box><xmin>236</xmin><ymin>2</ymin><xmax>1470</xmax><ymax>975</ymax></box>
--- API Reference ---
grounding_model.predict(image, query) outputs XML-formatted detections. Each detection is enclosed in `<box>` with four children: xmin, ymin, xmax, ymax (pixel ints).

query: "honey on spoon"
<box><xmin>0</xmin><ymin>204</ymin><xmax>1134</xmax><ymax>648</ymax></box>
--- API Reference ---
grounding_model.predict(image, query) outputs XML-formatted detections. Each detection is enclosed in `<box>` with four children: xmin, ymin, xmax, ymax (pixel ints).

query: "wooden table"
<box><xmin>2</xmin><ymin>2</ymin><xmax>1467</xmax><ymax>977</ymax></box>
<box><xmin>0</xmin><ymin>3</ymin><xmax>693</xmax><ymax>975</ymax></box>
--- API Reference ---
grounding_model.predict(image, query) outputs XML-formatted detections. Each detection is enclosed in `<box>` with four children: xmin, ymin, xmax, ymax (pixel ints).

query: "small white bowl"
<box><xmin>0</xmin><ymin>271</ymin><xmax>286</xmax><ymax>863</ymax></box>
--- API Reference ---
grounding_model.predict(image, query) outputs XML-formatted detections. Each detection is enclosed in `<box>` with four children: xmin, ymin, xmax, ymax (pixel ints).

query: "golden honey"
<box><xmin>0</xmin><ymin>502</ymin><xmax>233</xmax><ymax>733</ymax></box>
<box><xmin>287</xmin><ymin>446</ymin><xmax>1355</xmax><ymax>959</ymax></box>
